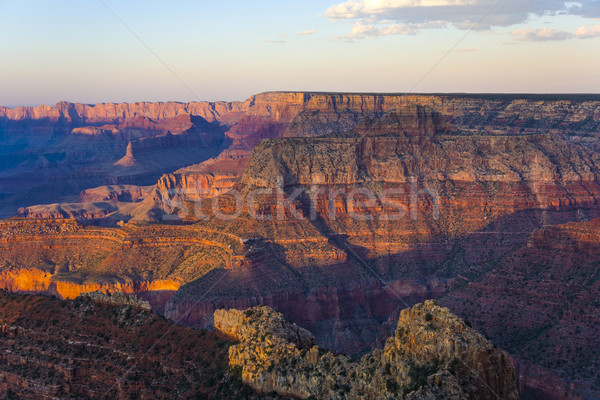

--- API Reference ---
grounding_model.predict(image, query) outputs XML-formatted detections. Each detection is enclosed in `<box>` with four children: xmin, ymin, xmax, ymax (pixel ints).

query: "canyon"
<box><xmin>1</xmin><ymin>93</ymin><xmax>600</xmax><ymax>399</ymax></box>
<box><xmin>3</xmin><ymin>92</ymin><xmax>600</xmax><ymax>219</ymax></box>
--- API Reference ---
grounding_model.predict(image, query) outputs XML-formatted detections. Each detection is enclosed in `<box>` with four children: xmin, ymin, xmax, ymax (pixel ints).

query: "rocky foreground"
<box><xmin>0</xmin><ymin>291</ymin><xmax>283</xmax><ymax>400</ymax></box>
<box><xmin>0</xmin><ymin>292</ymin><xmax>517</xmax><ymax>400</ymax></box>
<box><xmin>215</xmin><ymin>302</ymin><xmax>519</xmax><ymax>399</ymax></box>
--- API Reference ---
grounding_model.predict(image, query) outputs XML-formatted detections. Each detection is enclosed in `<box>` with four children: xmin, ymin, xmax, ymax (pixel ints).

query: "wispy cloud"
<box><xmin>263</xmin><ymin>33</ymin><xmax>288</xmax><ymax>44</ymax></box>
<box><xmin>512</xmin><ymin>27</ymin><xmax>574</xmax><ymax>42</ymax></box>
<box><xmin>341</xmin><ymin>20</ymin><xmax>444</xmax><ymax>39</ymax></box>
<box><xmin>576</xmin><ymin>24</ymin><xmax>600</xmax><ymax>38</ymax></box>
<box><xmin>298</xmin><ymin>30</ymin><xmax>317</xmax><ymax>36</ymax></box>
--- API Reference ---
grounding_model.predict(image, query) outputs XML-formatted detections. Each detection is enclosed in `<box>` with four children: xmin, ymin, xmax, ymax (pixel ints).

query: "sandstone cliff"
<box><xmin>2</xmin><ymin>93</ymin><xmax>599</xmax><ymax>138</ymax></box>
<box><xmin>78</xmin><ymin>185</ymin><xmax>153</xmax><ymax>203</ymax></box>
<box><xmin>164</xmin><ymin>107</ymin><xmax>600</xmax><ymax>341</ymax></box>
<box><xmin>162</xmin><ymin>107</ymin><xmax>600</xmax><ymax>398</ymax></box>
<box><xmin>215</xmin><ymin>302</ymin><xmax>519</xmax><ymax>399</ymax></box>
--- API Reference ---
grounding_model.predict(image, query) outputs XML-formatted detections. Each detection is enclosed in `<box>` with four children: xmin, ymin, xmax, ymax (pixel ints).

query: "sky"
<box><xmin>0</xmin><ymin>0</ymin><xmax>599</xmax><ymax>106</ymax></box>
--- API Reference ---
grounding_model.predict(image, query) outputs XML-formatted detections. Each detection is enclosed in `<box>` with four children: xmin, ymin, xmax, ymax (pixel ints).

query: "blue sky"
<box><xmin>0</xmin><ymin>0</ymin><xmax>599</xmax><ymax>106</ymax></box>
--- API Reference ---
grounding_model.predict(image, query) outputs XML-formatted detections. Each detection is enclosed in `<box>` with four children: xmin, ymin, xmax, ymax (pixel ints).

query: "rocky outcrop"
<box><xmin>16</xmin><ymin>202</ymin><xmax>119</xmax><ymax>220</ymax></box>
<box><xmin>114</xmin><ymin>142</ymin><xmax>137</xmax><ymax>167</ymax></box>
<box><xmin>215</xmin><ymin>302</ymin><xmax>519</xmax><ymax>399</ymax></box>
<box><xmin>134</xmin><ymin>150</ymin><xmax>249</xmax><ymax>221</ymax></box>
<box><xmin>215</xmin><ymin>306</ymin><xmax>315</xmax><ymax>349</ymax></box>
<box><xmin>80</xmin><ymin>290</ymin><xmax>151</xmax><ymax>310</ymax></box>
<box><xmin>78</xmin><ymin>185</ymin><xmax>152</xmax><ymax>203</ymax></box>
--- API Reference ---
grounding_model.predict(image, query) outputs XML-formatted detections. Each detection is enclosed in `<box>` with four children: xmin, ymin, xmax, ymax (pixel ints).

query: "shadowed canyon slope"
<box><xmin>0</xmin><ymin>291</ymin><xmax>282</xmax><ymax>400</ymax></box>
<box><xmin>440</xmin><ymin>218</ymin><xmax>600</xmax><ymax>399</ymax></box>
<box><xmin>2</xmin><ymin>97</ymin><xmax>600</xmax><ymax>399</ymax></box>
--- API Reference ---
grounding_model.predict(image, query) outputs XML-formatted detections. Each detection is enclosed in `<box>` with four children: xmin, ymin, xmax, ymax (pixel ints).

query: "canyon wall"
<box><xmin>440</xmin><ymin>218</ymin><xmax>600</xmax><ymax>399</ymax></box>
<box><xmin>3</xmin><ymin>92</ymin><xmax>600</xmax><ymax>218</ymax></box>
<box><xmin>0</xmin><ymin>219</ymin><xmax>245</xmax><ymax>312</ymax></box>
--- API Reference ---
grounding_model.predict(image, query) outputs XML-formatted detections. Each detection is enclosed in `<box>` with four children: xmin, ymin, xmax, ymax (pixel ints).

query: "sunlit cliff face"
<box><xmin>0</xmin><ymin>268</ymin><xmax>180</xmax><ymax>300</ymax></box>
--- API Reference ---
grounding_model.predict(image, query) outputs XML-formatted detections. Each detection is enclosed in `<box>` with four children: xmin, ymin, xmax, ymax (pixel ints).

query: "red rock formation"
<box><xmin>3</xmin><ymin>92</ymin><xmax>600</xmax><ymax>218</ymax></box>
<box><xmin>159</xmin><ymin>108</ymin><xmax>600</xmax><ymax>398</ymax></box>
<box><xmin>3</xmin><ymin>100</ymin><xmax>600</xmax><ymax>399</ymax></box>
<box><xmin>3</xmin><ymin>93</ymin><xmax>599</xmax><ymax>136</ymax></box>
<box><xmin>78</xmin><ymin>185</ymin><xmax>152</xmax><ymax>203</ymax></box>
<box><xmin>15</xmin><ymin>202</ymin><xmax>118</xmax><ymax>220</ymax></box>
<box><xmin>0</xmin><ymin>219</ymin><xmax>245</xmax><ymax>311</ymax></box>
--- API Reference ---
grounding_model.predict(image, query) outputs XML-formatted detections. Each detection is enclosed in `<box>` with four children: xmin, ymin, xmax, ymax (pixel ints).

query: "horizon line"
<box><xmin>3</xmin><ymin>91</ymin><xmax>600</xmax><ymax>110</ymax></box>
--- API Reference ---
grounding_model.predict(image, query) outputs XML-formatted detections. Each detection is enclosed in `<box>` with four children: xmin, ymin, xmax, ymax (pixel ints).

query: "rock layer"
<box><xmin>3</xmin><ymin>92</ymin><xmax>600</xmax><ymax>218</ymax></box>
<box><xmin>0</xmin><ymin>219</ymin><xmax>244</xmax><ymax>311</ymax></box>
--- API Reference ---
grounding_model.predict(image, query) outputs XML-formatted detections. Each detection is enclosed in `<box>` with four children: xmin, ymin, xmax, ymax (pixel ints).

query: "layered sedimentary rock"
<box><xmin>440</xmin><ymin>218</ymin><xmax>600</xmax><ymax>399</ymax></box>
<box><xmin>0</xmin><ymin>113</ymin><xmax>225</xmax><ymax>218</ymax></box>
<box><xmin>2</xmin><ymin>101</ymin><xmax>600</xmax><ymax>398</ymax></box>
<box><xmin>78</xmin><ymin>185</ymin><xmax>153</xmax><ymax>203</ymax></box>
<box><xmin>0</xmin><ymin>219</ymin><xmax>244</xmax><ymax>311</ymax></box>
<box><xmin>16</xmin><ymin>185</ymin><xmax>154</xmax><ymax>222</ymax></box>
<box><xmin>161</xmin><ymin>107</ymin><xmax>600</xmax><ymax>398</ymax></box>
<box><xmin>3</xmin><ymin>92</ymin><xmax>600</xmax><ymax>218</ymax></box>
<box><xmin>215</xmin><ymin>302</ymin><xmax>518</xmax><ymax>399</ymax></box>
<box><xmin>15</xmin><ymin>202</ymin><xmax>119</xmax><ymax>220</ymax></box>
<box><xmin>165</xmin><ymin>107</ymin><xmax>600</xmax><ymax>344</ymax></box>
<box><xmin>0</xmin><ymin>292</ymin><xmax>277</xmax><ymax>400</ymax></box>
<box><xmin>2</xmin><ymin>93</ymin><xmax>599</xmax><ymax>137</ymax></box>
<box><xmin>135</xmin><ymin>149</ymin><xmax>250</xmax><ymax>221</ymax></box>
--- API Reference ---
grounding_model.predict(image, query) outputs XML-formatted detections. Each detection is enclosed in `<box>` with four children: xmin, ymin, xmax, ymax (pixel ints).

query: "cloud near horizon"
<box><xmin>576</xmin><ymin>23</ymin><xmax>600</xmax><ymax>37</ymax></box>
<box><xmin>341</xmin><ymin>19</ymin><xmax>445</xmax><ymax>38</ymax></box>
<box><xmin>512</xmin><ymin>27</ymin><xmax>575</xmax><ymax>41</ymax></box>
<box><xmin>325</xmin><ymin>0</ymin><xmax>600</xmax><ymax>38</ymax></box>
<box><xmin>298</xmin><ymin>29</ymin><xmax>318</xmax><ymax>35</ymax></box>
